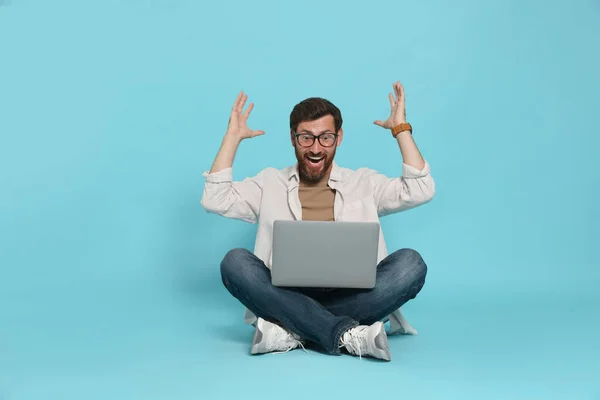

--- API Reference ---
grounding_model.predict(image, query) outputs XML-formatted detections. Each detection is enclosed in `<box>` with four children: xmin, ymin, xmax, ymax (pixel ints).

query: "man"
<box><xmin>201</xmin><ymin>81</ymin><xmax>434</xmax><ymax>361</ymax></box>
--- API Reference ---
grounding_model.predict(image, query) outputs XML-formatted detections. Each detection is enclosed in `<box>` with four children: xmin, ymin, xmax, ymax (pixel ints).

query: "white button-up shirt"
<box><xmin>201</xmin><ymin>160</ymin><xmax>435</xmax><ymax>335</ymax></box>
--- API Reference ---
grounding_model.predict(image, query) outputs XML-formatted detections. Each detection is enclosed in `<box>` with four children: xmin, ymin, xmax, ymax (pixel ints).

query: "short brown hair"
<box><xmin>289</xmin><ymin>97</ymin><xmax>343</xmax><ymax>133</ymax></box>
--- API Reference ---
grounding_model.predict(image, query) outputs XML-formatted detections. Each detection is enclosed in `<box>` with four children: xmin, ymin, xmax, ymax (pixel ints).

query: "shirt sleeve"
<box><xmin>200</xmin><ymin>167</ymin><xmax>264</xmax><ymax>224</ymax></box>
<box><xmin>369</xmin><ymin>161</ymin><xmax>435</xmax><ymax>216</ymax></box>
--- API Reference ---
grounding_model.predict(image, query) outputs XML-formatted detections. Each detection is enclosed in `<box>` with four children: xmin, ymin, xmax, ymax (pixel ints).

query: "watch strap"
<box><xmin>392</xmin><ymin>122</ymin><xmax>412</xmax><ymax>137</ymax></box>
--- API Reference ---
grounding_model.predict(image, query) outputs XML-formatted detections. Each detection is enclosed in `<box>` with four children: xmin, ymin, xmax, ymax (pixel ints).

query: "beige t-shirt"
<box><xmin>298</xmin><ymin>178</ymin><xmax>335</xmax><ymax>221</ymax></box>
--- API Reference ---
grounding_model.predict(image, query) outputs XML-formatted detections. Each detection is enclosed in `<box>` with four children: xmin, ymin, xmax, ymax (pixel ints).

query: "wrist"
<box><xmin>391</xmin><ymin>122</ymin><xmax>412</xmax><ymax>137</ymax></box>
<box><xmin>223</xmin><ymin>133</ymin><xmax>243</xmax><ymax>145</ymax></box>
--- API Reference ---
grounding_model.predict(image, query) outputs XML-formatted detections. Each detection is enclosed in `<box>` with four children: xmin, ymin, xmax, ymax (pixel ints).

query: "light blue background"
<box><xmin>1</xmin><ymin>0</ymin><xmax>599</xmax><ymax>399</ymax></box>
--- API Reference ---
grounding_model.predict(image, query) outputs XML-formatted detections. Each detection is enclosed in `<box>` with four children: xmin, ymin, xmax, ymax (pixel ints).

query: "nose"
<box><xmin>309</xmin><ymin>139</ymin><xmax>323</xmax><ymax>154</ymax></box>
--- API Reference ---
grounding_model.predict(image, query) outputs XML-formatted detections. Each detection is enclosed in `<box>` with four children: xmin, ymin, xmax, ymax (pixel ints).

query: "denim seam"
<box><xmin>360</xmin><ymin>277</ymin><xmax>426</xmax><ymax>325</ymax></box>
<box><xmin>331</xmin><ymin>318</ymin><xmax>359</xmax><ymax>355</ymax></box>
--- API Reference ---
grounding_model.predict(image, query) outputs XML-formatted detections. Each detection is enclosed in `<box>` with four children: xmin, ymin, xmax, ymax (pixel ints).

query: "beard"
<box><xmin>295</xmin><ymin>147</ymin><xmax>336</xmax><ymax>183</ymax></box>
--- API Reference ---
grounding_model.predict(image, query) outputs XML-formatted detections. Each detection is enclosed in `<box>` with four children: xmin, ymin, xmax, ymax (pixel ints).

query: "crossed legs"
<box><xmin>220</xmin><ymin>247</ymin><xmax>427</xmax><ymax>356</ymax></box>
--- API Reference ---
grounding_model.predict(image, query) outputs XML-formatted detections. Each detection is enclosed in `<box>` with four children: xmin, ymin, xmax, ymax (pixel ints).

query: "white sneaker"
<box><xmin>251</xmin><ymin>318</ymin><xmax>305</xmax><ymax>355</ymax></box>
<box><xmin>339</xmin><ymin>321</ymin><xmax>391</xmax><ymax>361</ymax></box>
<box><xmin>387</xmin><ymin>309</ymin><xmax>418</xmax><ymax>335</ymax></box>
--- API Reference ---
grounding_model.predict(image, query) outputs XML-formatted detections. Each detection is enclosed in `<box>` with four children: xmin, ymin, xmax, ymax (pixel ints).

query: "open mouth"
<box><xmin>306</xmin><ymin>156</ymin><xmax>325</xmax><ymax>168</ymax></box>
<box><xmin>306</xmin><ymin>156</ymin><xmax>325</xmax><ymax>166</ymax></box>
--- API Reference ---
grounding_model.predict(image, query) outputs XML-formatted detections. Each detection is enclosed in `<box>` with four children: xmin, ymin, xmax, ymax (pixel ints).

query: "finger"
<box><xmin>388</xmin><ymin>93</ymin><xmax>395</xmax><ymax>107</ymax></box>
<box><xmin>237</xmin><ymin>93</ymin><xmax>248</xmax><ymax>113</ymax></box>
<box><xmin>252</xmin><ymin>130</ymin><xmax>265</xmax><ymax>137</ymax></box>
<box><xmin>398</xmin><ymin>83</ymin><xmax>405</xmax><ymax>102</ymax></box>
<box><xmin>394</xmin><ymin>81</ymin><xmax>401</xmax><ymax>98</ymax></box>
<box><xmin>373</xmin><ymin>120</ymin><xmax>385</xmax><ymax>127</ymax></box>
<box><xmin>232</xmin><ymin>91</ymin><xmax>243</xmax><ymax>110</ymax></box>
<box><xmin>243</xmin><ymin>102</ymin><xmax>254</xmax><ymax>119</ymax></box>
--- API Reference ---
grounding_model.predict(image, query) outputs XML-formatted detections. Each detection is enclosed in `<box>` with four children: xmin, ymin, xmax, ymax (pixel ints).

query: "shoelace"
<box><xmin>268</xmin><ymin>328</ymin><xmax>307</xmax><ymax>354</ymax></box>
<box><xmin>339</xmin><ymin>326</ymin><xmax>369</xmax><ymax>359</ymax></box>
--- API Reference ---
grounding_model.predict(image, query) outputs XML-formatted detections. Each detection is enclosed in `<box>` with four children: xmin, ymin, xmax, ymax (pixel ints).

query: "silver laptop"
<box><xmin>271</xmin><ymin>220</ymin><xmax>380</xmax><ymax>289</ymax></box>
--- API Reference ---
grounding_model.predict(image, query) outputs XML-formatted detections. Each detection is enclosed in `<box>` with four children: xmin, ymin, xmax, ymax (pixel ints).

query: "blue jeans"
<box><xmin>220</xmin><ymin>248</ymin><xmax>427</xmax><ymax>355</ymax></box>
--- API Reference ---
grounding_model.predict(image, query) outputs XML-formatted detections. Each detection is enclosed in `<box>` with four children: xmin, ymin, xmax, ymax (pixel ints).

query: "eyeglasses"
<box><xmin>293</xmin><ymin>132</ymin><xmax>338</xmax><ymax>148</ymax></box>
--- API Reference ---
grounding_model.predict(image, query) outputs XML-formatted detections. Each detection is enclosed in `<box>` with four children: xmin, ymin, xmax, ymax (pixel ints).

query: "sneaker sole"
<box><xmin>371</xmin><ymin>321</ymin><xmax>392</xmax><ymax>361</ymax></box>
<box><xmin>250</xmin><ymin>319</ymin><xmax>266</xmax><ymax>355</ymax></box>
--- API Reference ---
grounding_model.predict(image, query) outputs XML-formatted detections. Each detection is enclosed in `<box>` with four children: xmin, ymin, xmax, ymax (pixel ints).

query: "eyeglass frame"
<box><xmin>292</xmin><ymin>130</ymin><xmax>339</xmax><ymax>148</ymax></box>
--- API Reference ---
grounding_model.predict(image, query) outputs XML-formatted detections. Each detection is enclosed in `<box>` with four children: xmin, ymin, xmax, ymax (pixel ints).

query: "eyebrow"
<box><xmin>298</xmin><ymin>130</ymin><xmax>334</xmax><ymax>134</ymax></box>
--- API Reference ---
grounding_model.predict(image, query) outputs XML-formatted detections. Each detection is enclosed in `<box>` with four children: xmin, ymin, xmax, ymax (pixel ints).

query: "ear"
<box><xmin>336</xmin><ymin>128</ymin><xmax>344</xmax><ymax>146</ymax></box>
<box><xmin>290</xmin><ymin>130</ymin><xmax>296</xmax><ymax>147</ymax></box>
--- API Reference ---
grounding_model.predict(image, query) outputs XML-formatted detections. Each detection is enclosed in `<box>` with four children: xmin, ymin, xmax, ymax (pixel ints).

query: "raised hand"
<box><xmin>226</xmin><ymin>91</ymin><xmax>265</xmax><ymax>140</ymax></box>
<box><xmin>373</xmin><ymin>81</ymin><xmax>407</xmax><ymax>129</ymax></box>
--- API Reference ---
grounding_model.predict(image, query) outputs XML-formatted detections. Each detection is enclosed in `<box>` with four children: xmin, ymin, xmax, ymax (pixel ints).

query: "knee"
<box><xmin>220</xmin><ymin>248</ymin><xmax>254</xmax><ymax>280</ymax></box>
<box><xmin>390</xmin><ymin>248</ymin><xmax>427</xmax><ymax>281</ymax></box>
